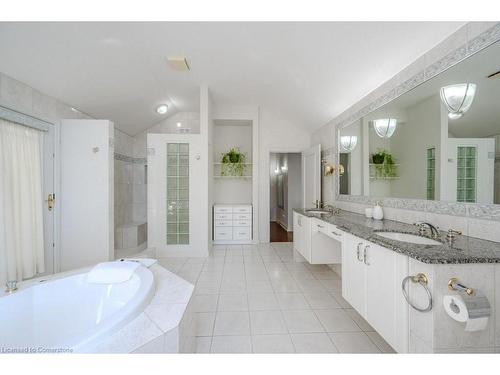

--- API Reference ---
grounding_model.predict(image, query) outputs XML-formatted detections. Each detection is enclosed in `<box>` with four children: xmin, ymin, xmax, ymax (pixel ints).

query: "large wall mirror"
<box><xmin>338</xmin><ymin>41</ymin><xmax>500</xmax><ymax>205</ymax></box>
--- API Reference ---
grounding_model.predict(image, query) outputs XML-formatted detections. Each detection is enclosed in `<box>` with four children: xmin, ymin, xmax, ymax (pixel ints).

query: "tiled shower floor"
<box><xmin>158</xmin><ymin>242</ymin><xmax>395</xmax><ymax>353</ymax></box>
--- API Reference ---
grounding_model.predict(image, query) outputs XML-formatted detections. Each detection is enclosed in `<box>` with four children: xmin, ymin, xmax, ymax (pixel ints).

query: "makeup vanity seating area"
<box><xmin>293</xmin><ymin>208</ymin><xmax>500</xmax><ymax>353</ymax></box>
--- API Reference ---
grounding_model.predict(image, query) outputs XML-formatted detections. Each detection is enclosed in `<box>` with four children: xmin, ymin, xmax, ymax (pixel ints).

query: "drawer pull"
<box><xmin>356</xmin><ymin>243</ymin><xmax>363</xmax><ymax>262</ymax></box>
<box><xmin>363</xmin><ymin>245</ymin><xmax>370</xmax><ymax>265</ymax></box>
<box><xmin>317</xmin><ymin>224</ymin><xmax>324</xmax><ymax>229</ymax></box>
<box><xmin>330</xmin><ymin>231</ymin><xmax>341</xmax><ymax>237</ymax></box>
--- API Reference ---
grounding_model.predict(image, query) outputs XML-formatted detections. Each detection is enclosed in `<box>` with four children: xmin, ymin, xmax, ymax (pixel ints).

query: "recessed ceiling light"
<box><xmin>167</xmin><ymin>57</ymin><xmax>190</xmax><ymax>71</ymax></box>
<box><xmin>156</xmin><ymin>104</ymin><xmax>168</xmax><ymax>114</ymax></box>
<box><xmin>176</xmin><ymin>122</ymin><xmax>182</xmax><ymax>127</ymax></box>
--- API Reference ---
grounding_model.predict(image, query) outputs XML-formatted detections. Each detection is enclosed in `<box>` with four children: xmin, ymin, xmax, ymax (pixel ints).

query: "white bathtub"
<box><xmin>0</xmin><ymin>266</ymin><xmax>154</xmax><ymax>353</ymax></box>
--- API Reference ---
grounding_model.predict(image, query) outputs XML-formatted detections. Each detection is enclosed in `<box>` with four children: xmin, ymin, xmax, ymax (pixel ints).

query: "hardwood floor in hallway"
<box><xmin>270</xmin><ymin>221</ymin><xmax>293</xmax><ymax>242</ymax></box>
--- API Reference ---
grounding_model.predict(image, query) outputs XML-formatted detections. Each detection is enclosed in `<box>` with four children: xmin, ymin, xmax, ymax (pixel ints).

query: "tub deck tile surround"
<box><xmin>294</xmin><ymin>209</ymin><xmax>500</xmax><ymax>264</ymax></box>
<box><xmin>88</xmin><ymin>263</ymin><xmax>195</xmax><ymax>353</ymax></box>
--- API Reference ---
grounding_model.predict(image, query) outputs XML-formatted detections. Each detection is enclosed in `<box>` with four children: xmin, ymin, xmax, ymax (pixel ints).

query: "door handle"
<box><xmin>45</xmin><ymin>193</ymin><xmax>55</xmax><ymax>211</ymax></box>
<box><xmin>356</xmin><ymin>242</ymin><xmax>363</xmax><ymax>262</ymax></box>
<box><xmin>363</xmin><ymin>245</ymin><xmax>370</xmax><ymax>265</ymax></box>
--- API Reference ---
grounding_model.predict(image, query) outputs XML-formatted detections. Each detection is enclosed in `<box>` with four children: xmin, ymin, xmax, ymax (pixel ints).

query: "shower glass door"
<box><xmin>147</xmin><ymin>133</ymin><xmax>207</xmax><ymax>257</ymax></box>
<box><xmin>166</xmin><ymin>143</ymin><xmax>190</xmax><ymax>245</ymax></box>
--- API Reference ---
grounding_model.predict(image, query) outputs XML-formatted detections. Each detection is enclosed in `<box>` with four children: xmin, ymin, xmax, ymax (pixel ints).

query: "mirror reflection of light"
<box><xmin>440</xmin><ymin>83</ymin><xmax>476</xmax><ymax>120</ymax></box>
<box><xmin>373</xmin><ymin>118</ymin><xmax>397</xmax><ymax>138</ymax></box>
<box><xmin>340</xmin><ymin>136</ymin><xmax>358</xmax><ymax>152</ymax></box>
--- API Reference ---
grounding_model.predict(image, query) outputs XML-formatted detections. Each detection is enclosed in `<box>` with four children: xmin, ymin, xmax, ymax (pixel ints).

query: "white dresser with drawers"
<box><xmin>213</xmin><ymin>204</ymin><xmax>253</xmax><ymax>244</ymax></box>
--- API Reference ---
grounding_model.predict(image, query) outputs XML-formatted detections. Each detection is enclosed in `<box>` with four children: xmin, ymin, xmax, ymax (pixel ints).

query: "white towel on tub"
<box><xmin>86</xmin><ymin>261</ymin><xmax>140</xmax><ymax>284</ymax></box>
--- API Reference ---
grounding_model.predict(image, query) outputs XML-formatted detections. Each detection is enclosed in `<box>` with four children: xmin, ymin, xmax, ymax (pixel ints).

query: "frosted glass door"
<box><xmin>147</xmin><ymin>133</ymin><xmax>207</xmax><ymax>257</ymax></box>
<box><xmin>167</xmin><ymin>143</ymin><xmax>189</xmax><ymax>244</ymax></box>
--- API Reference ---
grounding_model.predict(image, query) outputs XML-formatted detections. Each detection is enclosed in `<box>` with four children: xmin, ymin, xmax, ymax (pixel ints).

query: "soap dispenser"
<box><xmin>372</xmin><ymin>201</ymin><xmax>384</xmax><ymax>220</ymax></box>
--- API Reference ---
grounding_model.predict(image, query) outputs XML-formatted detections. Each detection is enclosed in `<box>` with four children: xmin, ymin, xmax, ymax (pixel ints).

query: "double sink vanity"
<box><xmin>293</xmin><ymin>208</ymin><xmax>500</xmax><ymax>353</ymax></box>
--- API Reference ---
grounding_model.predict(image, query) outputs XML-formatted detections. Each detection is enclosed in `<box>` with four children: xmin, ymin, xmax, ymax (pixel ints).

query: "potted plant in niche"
<box><xmin>221</xmin><ymin>147</ymin><xmax>247</xmax><ymax>177</ymax></box>
<box><xmin>371</xmin><ymin>149</ymin><xmax>398</xmax><ymax>179</ymax></box>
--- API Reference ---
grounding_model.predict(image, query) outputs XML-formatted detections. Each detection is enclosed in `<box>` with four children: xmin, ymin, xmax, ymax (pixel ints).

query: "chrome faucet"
<box><xmin>5</xmin><ymin>280</ymin><xmax>17</xmax><ymax>293</ymax></box>
<box><xmin>414</xmin><ymin>222</ymin><xmax>440</xmax><ymax>239</ymax></box>
<box><xmin>323</xmin><ymin>204</ymin><xmax>340</xmax><ymax>215</ymax></box>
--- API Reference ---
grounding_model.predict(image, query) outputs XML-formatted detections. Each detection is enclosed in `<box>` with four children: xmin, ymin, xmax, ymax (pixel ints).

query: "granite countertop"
<box><xmin>294</xmin><ymin>208</ymin><xmax>500</xmax><ymax>264</ymax></box>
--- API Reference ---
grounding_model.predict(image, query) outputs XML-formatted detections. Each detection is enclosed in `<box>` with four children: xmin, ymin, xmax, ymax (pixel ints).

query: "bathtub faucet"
<box><xmin>5</xmin><ymin>280</ymin><xmax>18</xmax><ymax>293</ymax></box>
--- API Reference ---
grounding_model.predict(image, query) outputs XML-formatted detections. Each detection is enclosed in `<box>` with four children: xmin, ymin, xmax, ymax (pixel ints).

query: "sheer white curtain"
<box><xmin>0</xmin><ymin>119</ymin><xmax>45</xmax><ymax>285</ymax></box>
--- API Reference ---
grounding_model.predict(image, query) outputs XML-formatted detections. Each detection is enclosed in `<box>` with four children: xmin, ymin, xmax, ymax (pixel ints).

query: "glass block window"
<box><xmin>426</xmin><ymin>148</ymin><xmax>436</xmax><ymax>200</ymax></box>
<box><xmin>166</xmin><ymin>143</ymin><xmax>189</xmax><ymax>245</ymax></box>
<box><xmin>456</xmin><ymin>146</ymin><xmax>476</xmax><ymax>203</ymax></box>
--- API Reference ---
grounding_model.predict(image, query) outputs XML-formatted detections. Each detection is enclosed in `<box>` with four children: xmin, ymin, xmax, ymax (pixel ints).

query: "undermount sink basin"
<box><xmin>374</xmin><ymin>231</ymin><xmax>442</xmax><ymax>245</ymax></box>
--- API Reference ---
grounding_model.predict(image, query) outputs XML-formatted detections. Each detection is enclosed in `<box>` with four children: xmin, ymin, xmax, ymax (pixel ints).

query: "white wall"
<box><xmin>259</xmin><ymin>108</ymin><xmax>311</xmax><ymax>242</ymax></box>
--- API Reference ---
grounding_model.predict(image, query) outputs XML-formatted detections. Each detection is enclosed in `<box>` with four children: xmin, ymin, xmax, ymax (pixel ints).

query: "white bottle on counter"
<box><xmin>372</xmin><ymin>201</ymin><xmax>384</xmax><ymax>220</ymax></box>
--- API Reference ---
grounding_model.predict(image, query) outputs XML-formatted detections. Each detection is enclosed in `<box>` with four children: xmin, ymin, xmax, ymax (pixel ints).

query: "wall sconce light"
<box><xmin>373</xmin><ymin>118</ymin><xmax>397</xmax><ymax>138</ymax></box>
<box><xmin>440</xmin><ymin>83</ymin><xmax>476</xmax><ymax>120</ymax></box>
<box><xmin>340</xmin><ymin>136</ymin><xmax>358</xmax><ymax>152</ymax></box>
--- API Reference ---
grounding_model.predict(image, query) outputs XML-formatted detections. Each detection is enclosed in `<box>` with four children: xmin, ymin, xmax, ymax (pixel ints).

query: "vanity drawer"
<box><xmin>215</xmin><ymin>227</ymin><xmax>233</xmax><ymax>240</ymax></box>
<box><xmin>215</xmin><ymin>220</ymin><xmax>233</xmax><ymax>227</ymax></box>
<box><xmin>233</xmin><ymin>205</ymin><xmax>252</xmax><ymax>213</ymax></box>
<box><xmin>233</xmin><ymin>213</ymin><xmax>252</xmax><ymax>220</ymax></box>
<box><xmin>233</xmin><ymin>220</ymin><xmax>251</xmax><ymax>227</ymax></box>
<box><xmin>214</xmin><ymin>206</ymin><xmax>233</xmax><ymax>214</ymax></box>
<box><xmin>215</xmin><ymin>213</ymin><xmax>233</xmax><ymax>220</ymax></box>
<box><xmin>233</xmin><ymin>227</ymin><xmax>251</xmax><ymax>240</ymax></box>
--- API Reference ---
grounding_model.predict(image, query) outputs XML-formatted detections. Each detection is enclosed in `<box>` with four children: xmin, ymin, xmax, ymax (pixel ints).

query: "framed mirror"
<box><xmin>338</xmin><ymin>41</ymin><xmax>500</xmax><ymax>205</ymax></box>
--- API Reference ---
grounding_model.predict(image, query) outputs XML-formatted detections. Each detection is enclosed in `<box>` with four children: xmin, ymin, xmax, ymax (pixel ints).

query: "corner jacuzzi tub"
<box><xmin>0</xmin><ymin>266</ymin><xmax>154</xmax><ymax>353</ymax></box>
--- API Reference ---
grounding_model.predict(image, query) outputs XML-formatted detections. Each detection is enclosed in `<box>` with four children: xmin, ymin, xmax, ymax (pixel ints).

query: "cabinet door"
<box><xmin>365</xmin><ymin>242</ymin><xmax>408</xmax><ymax>353</ymax></box>
<box><xmin>341</xmin><ymin>234</ymin><xmax>366</xmax><ymax>315</ymax></box>
<box><xmin>293</xmin><ymin>212</ymin><xmax>302</xmax><ymax>253</ymax></box>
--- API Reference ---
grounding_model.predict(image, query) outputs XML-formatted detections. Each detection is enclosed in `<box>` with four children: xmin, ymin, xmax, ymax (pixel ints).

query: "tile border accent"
<box><xmin>114</xmin><ymin>152</ymin><xmax>147</xmax><ymax>165</ymax></box>
<box><xmin>332</xmin><ymin>23</ymin><xmax>500</xmax><ymax>221</ymax></box>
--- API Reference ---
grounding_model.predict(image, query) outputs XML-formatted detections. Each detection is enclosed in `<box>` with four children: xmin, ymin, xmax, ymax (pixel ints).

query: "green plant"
<box><xmin>221</xmin><ymin>148</ymin><xmax>246</xmax><ymax>176</ymax></box>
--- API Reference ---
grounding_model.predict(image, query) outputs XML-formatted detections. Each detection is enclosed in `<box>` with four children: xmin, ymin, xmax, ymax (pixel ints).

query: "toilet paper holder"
<box><xmin>448</xmin><ymin>278</ymin><xmax>474</xmax><ymax>296</ymax></box>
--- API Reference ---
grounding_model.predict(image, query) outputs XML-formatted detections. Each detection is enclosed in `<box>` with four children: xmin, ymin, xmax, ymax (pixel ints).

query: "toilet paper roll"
<box><xmin>443</xmin><ymin>293</ymin><xmax>490</xmax><ymax>332</ymax></box>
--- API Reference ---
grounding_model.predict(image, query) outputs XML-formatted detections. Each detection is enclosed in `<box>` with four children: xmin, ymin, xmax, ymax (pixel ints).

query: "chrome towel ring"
<box><xmin>401</xmin><ymin>273</ymin><xmax>432</xmax><ymax>312</ymax></box>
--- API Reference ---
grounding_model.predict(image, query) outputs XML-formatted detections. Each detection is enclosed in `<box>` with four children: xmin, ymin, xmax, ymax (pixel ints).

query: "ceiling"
<box><xmin>0</xmin><ymin>22</ymin><xmax>465</xmax><ymax>135</ymax></box>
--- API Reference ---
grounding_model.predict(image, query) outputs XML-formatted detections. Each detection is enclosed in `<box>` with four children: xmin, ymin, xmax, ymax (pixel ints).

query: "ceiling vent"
<box><xmin>487</xmin><ymin>70</ymin><xmax>500</xmax><ymax>79</ymax></box>
<box><xmin>167</xmin><ymin>57</ymin><xmax>190</xmax><ymax>71</ymax></box>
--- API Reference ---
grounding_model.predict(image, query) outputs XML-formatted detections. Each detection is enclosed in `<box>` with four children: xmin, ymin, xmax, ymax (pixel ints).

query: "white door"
<box><xmin>147</xmin><ymin>133</ymin><xmax>208</xmax><ymax>257</ymax></box>
<box><xmin>341</xmin><ymin>234</ymin><xmax>366</xmax><ymax>315</ymax></box>
<box><xmin>60</xmin><ymin>120</ymin><xmax>114</xmax><ymax>271</ymax></box>
<box><xmin>443</xmin><ymin>138</ymin><xmax>495</xmax><ymax>203</ymax></box>
<box><xmin>365</xmin><ymin>243</ymin><xmax>409</xmax><ymax>353</ymax></box>
<box><xmin>41</xmin><ymin>124</ymin><xmax>56</xmax><ymax>275</ymax></box>
<box><xmin>302</xmin><ymin>144</ymin><xmax>321</xmax><ymax>208</ymax></box>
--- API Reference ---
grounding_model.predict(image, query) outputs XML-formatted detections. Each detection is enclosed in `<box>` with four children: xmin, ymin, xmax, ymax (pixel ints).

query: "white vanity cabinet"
<box><xmin>293</xmin><ymin>212</ymin><xmax>311</xmax><ymax>261</ymax></box>
<box><xmin>342</xmin><ymin>233</ymin><xmax>409</xmax><ymax>353</ymax></box>
<box><xmin>293</xmin><ymin>212</ymin><xmax>342</xmax><ymax>264</ymax></box>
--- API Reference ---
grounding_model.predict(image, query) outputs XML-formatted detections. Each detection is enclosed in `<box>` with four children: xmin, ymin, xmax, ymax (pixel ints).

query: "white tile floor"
<box><xmin>158</xmin><ymin>242</ymin><xmax>396</xmax><ymax>353</ymax></box>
